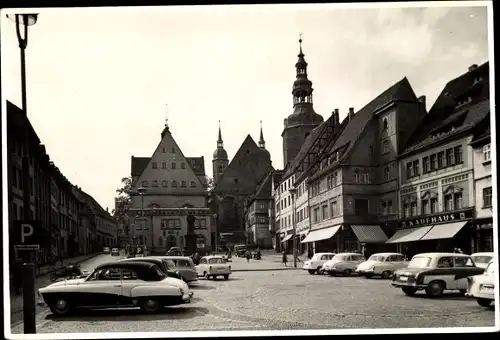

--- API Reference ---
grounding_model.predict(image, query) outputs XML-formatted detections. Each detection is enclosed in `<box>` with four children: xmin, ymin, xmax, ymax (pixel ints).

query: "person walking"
<box><xmin>282</xmin><ymin>251</ymin><xmax>288</xmax><ymax>267</ymax></box>
<box><xmin>245</xmin><ymin>251</ymin><xmax>251</xmax><ymax>263</ymax></box>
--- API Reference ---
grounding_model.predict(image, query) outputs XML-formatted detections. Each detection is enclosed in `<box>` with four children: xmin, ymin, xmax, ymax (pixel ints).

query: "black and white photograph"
<box><xmin>1</xmin><ymin>1</ymin><xmax>497</xmax><ymax>338</ymax></box>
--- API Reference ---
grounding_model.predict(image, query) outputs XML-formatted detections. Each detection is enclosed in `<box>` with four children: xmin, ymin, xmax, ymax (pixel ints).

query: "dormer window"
<box><xmin>152</xmin><ymin>180</ymin><xmax>158</xmax><ymax>187</ymax></box>
<box><xmin>141</xmin><ymin>181</ymin><xmax>148</xmax><ymax>187</ymax></box>
<box><xmin>457</xmin><ymin>96</ymin><xmax>472</xmax><ymax>107</ymax></box>
<box><xmin>473</xmin><ymin>76</ymin><xmax>483</xmax><ymax>84</ymax></box>
<box><xmin>171</xmin><ymin>180</ymin><xmax>177</xmax><ymax>187</ymax></box>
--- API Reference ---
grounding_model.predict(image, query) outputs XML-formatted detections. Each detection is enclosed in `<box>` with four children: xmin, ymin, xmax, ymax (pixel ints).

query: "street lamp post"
<box><xmin>288</xmin><ymin>188</ymin><xmax>297</xmax><ymax>268</ymax></box>
<box><xmin>8</xmin><ymin>13</ymin><xmax>38</xmax><ymax>335</ymax></box>
<box><xmin>137</xmin><ymin>187</ymin><xmax>146</xmax><ymax>246</ymax></box>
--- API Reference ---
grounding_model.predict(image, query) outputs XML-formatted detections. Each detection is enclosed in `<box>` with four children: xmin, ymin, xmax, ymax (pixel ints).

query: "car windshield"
<box><xmin>208</xmin><ymin>258</ymin><xmax>225</xmax><ymax>264</ymax></box>
<box><xmin>408</xmin><ymin>256</ymin><xmax>432</xmax><ymax>268</ymax></box>
<box><xmin>368</xmin><ymin>255</ymin><xmax>386</xmax><ymax>262</ymax></box>
<box><xmin>485</xmin><ymin>262</ymin><xmax>495</xmax><ymax>274</ymax></box>
<box><xmin>472</xmin><ymin>255</ymin><xmax>493</xmax><ymax>264</ymax></box>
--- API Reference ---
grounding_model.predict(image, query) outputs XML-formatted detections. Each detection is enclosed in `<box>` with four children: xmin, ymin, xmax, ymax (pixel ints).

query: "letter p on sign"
<box><xmin>21</xmin><ymin>223</ymin><xmax>34</xmax><ymax>243</ymax></box>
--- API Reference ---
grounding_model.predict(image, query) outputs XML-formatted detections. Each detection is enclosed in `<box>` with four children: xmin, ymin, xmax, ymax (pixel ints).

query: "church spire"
<box><xmin>161</xmin><ymin>104</ymin><xmax>170</xmax><ymax>139</ymax></box>
<box><xmin>292</xmin><ymin>34</ymin><xmax>313</xmax><ymax>107</ymax></box>
<box><xmin>259</xmin><ymin>121</ymin><xmax>266</xmax><ymax>148</ymax></box>
<box><xmin>217</xmin><ymin>120</ymin><xmax>224</xmax><ymax>148</ymax></box>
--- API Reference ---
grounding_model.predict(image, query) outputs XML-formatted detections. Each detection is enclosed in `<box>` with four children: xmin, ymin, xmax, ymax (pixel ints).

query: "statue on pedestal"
<box><xmin>185</xmin><ymin>212</ymin><xmax>198</xmax><ymax>256</ymax></box>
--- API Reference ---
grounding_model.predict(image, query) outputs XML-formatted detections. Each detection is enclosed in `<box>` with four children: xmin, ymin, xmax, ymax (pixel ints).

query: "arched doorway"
<box><xmin>167</xmin><ymin>235</ymin><xmax>177</xmax><ymax>249</ymax></box>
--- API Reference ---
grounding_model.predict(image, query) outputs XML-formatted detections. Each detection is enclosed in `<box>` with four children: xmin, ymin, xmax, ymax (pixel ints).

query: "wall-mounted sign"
<box><xmin>399</xmin><ymin>208</ymin><xmax>474</xmax><ymax>228</ymax></box>
<box><xmin>129</xmin><ymin>208</ymin><xmax>211</xmax><ymax>217</ymax></box>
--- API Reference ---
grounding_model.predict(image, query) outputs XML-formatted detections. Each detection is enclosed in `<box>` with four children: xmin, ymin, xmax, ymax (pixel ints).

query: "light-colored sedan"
<box><xmin>196</xmin><ymin>256</ymin><xmax>232</xmax><ymax>280</ymax></box>
<box><xmin>470</xmin><ymin>252</ymin><xmax>494</xmax><ymax>270</ymax></box>
<box><xmin>356</xmin><ymin>253</ymin><xmax>408</xmax><ymax>279</ymax></box>
<box><xmin>466</xmin><ymin>260</ymin><xmax>495</xmax><ymax>307</ymax></box>
<box><xmin>155</xmin><ymin>256</ymin><xmax>199</xmax><ymax>283</ymax></box>
<box><xmin>322</xmin><ymin>253</ymin><xmax>366</xmax><ymax>276</ymax></box>
<box><xmin>303</xmin><ymin>253</ymin><xmax>336</xmax><ymax>275</ymax></box>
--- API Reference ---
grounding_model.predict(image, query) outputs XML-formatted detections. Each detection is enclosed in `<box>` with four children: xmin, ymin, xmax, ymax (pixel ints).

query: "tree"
<box><xmin>205</xmin><ymin>176</ymin><xmax>215</xmax><ymax>191</ymax></box>
<box><xmin>113</xmin><ymin>177</ymin><xmax>132</xmax><ymax>235</ymax></box>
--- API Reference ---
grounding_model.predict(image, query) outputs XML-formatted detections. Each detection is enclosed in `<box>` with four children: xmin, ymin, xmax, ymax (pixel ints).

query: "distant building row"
<box><xmin>7</xmin><ymin>101</ymin><xmax>118</xmax><ymax>266</ymax></box>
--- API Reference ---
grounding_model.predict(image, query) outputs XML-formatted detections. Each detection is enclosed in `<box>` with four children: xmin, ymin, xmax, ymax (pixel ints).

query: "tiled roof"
<box><xmin>187</xmin><ymin>157</ymin><xmax>206</xmax><ymax>176</ymax></box>
<box><xmin>131</xmin><ymin>156</ymin><xmax>150</xmax><ymax>177</ymax></box>
<box><xmin>328</xmin><ymin>77</ymin><xmax>417</xmax><ymax>162</ymax></box>
<box><xmin>248</xmin><ymin>168</ymin><xmax>273</xmax><ymax>203</ymax></box>
<box><xmin>77</xmin><ymin>188</ymin><xmax>114</xmax><ymax>221</ymax></box>
<box><xmin>470</xmin><ymin>112</ymin><xmax>491</xmax><ymax>145</ymax></box>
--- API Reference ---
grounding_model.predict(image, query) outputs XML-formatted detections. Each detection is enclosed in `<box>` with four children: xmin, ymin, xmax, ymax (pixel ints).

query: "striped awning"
<box><xmin>386</xmin><ymin>226</ymin><xmax>433</xmax><ymax>243</ymax></box>
<box><xmin>301</xmin><ymin>225</ymin><xmax>341</xmax><ymax>243</ymax></box>
<box><xmin>420</xmin><ymin>221</ymin><xmax>468</xmax><ymax>241</ymax></box>
<box><xmin>350</xmin><ymin>225</ymin><xmax>388</xmax><ymax>243</ymax></box>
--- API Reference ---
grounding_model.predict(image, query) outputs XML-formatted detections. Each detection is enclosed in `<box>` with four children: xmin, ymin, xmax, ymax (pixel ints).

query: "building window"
<box><xmin>181</xmin><ymin>181</ymin><xmax>187</xmax><ymax>188</ymax></box>
<box><xmin>483</xmin><ymin>187</ymin><xmax>492</xmax><ymax>207</ymax></box>
<box><xmin>382</xmin><ymin>118</ymin><xmax>388</xmax><ymax>131</ymax></box>
<box><xmin>382</xmin><ymin>140</ymin><xmax>389</xmax><ymax>154</ymax></box>
<box><xmin>454</xmin><ymin>192</ymin><xmax>463</xmax><ymax>210</ymax></box>
<box><xmin>258</xmin><ymin>216</ymin><xmax>266</xmax><ymax>224</ymax></box>
<box><xmin>403</xmin><ymin>203</ymin><xmax>410</xmax><ymax>218</ymax></box>
<box><xmin>437</xmin><ymin>151</ymin><xmax>445</xmax><ymax>169</ymax></box>
<box><xmin>444</xmin><ymin>194</ymin><xmax>453</xmax><ymax>211</ymax></box>
<box><xmin>382</xmin><ymin>200</ymin><xmax>390</xmax><ymax>215</ymax></box>
<box><xmin>162</xmin><ymin>147</ymin><xmax>166</xmax><ymax>153</ymax></box>
<box><xmin>152</xmin><ymin>180</ymin><xmax>158</xmax><ymax>187</ymax></box>
<box><xmin>172</xmin><ymin>163</ymin><xmax>176</xmax><ymax>170</ymax></box>
<box><xmin>322</xmin><ymin>205</ymin><xmax>329</xmax><ymax>220</ymax></box>
<box><xmin>161</xmin><ymin>180</ymin><xmax>168</xmax><ymax>187</ymax></box>
<box><xmin>161</xmin><ymin>162</ymin><xmax>167</xmax><ymax>169</ymax></box>
<box><xmin>410</xmin><ymin>202</ymin><xmax>417</xmax><ymax>216</ymax></box>
<box><xmin>333</xmin><ymin>172</ymin><xmax>338</xmax><ymax>186</ymax></box>
<box><xmin>454</xmin><ymin>146</ymin><xmax>463</xmax><ymax>164</ymax></box>
<box><xmin>354</xmin><ymin>170</ymin><xmax>360</xmax><ymax>184</ymax></box>
<box><xmin>483</xmin><ymin>144</ymin><xmax>491</xmax><ymax>162</ymax></box>
<box><xmin>406</xmin><ymin>162</ymin><xmax>413</xmax><ymax>179</ymax></box>
<box><xmin>181</xmin><ymin>163</ymin><xmax>186</xmax><ymax>169</ymax></box>
<box><xmin>361</xmin><ymin>173</ymin><xmax>369</xmax><ymax>184</ymax></box>
<box><xmin>141</xmin><ymin>181</ymin><xmax>148</xmax><ymax>187</ymax></box>
<box><xmin>413</xmin><ymin>160</ymin><xmax>420</xmax><ymax>176</ymax></box>
<box><xmin>430</xmin><ymin>154</ymin><xmax>437</xmax><ymax>171</ymax></box>
<box><xmin>171</xmin><ymin>180</ymin><xmax>177</xmax><ymax>187</ymax></box>
<box><xmin>430</xmin><ymin>197</ymin><xmax>438</xmax><ymax>213</ymax></box>
<box><xmin>313</xmin><ymin>207</ymin><xmax>320</xmax><ymax>223</ymax></box>
<box><xmin>423</xmin><ymin>156</ymin><xmax>430</xmax><ymax>173</ymax></box>
<box><xmin>171</xmin><ymin>147</ymin><xmax>176</xmax><ymax>153</ymax></box>
<box><xmin>446</xmin><ymin>148</ymin><xmax>454</xmax><ymax>166</ymax></box>
<box><xmin>196</xmin><ymin>234</ymin><xmax>206</xmax><ymax>248</ymax></box>
<box><xmin>354</xmin><ymin>199</ymin><xmax>369</xmax><ymax>215</ymax></box>
<box><xmin>330</xmin><ymin>201</ymin><xmax>338</xmax><ymax>217</ymax></box>
<box><xmin>384</xmin><ymin>167</ymin><xmax>390</xmax><ymax>181</ymax></box>
<box><xmin>190</xmin><ymin>181</ymin><xmax>196</xmax><ymax>187</ymax></box>
<box><xmin>152</xmin><ymin>162</ymin><xmax>158</xmax><ymax>169</ymax></box>
<box><xmin>422</xmin><ymin>199</ymin><xmax>430</xmax><ymax>215</ymax></box>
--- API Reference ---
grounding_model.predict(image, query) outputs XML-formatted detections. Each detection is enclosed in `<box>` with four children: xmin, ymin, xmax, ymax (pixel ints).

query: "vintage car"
<box><xmin>303</xmin><ymin>253</ymin><xmax>336</xmax><ymax>274</ymax></box>
<box><xmin>196</xmin><ymin>256</ymin><xmax>232</xmax><ymax>280</ymax></box>
<box><xmin>470</xmin><ymin>252</ymin><xmax>494</xmax><ymax>269</ymax></box>
<box><xmin>103</xmin><ymin>247</ymin><xmax>110</xmax><ymax>254</ymax></box>
<box><xmin>155</xmin><ymin>256</ymin><xmax>199</xmax><ymax>283</ymax></box>
<box><xmin>119</xmin><ymin>257</ymin><xmax>183</xmax><ymax>280</ymax></box>
<box><xmin>322</xmin><ymin>253</ymin><xmax>366</xmax><ymax>276</ymax></box>
<box><xmin>38</xmin><ymin>261</ymin><xmax>193</xmax><ymax>316</ymax></box>
<box><xmin>466</xmin><ymin>260</ymin><xmax>495</xmax><ymax>307</ymax></box>
<box><xmin>111</xmin><ymin>248</ymin><xmax>120</xmax><ymax>256</ymax></box>
<box><xmin>356</xmin><ymin>253</ymin><xmax>408</xmax><ymax>279</ymax></box>
<box><xmin>391</xmin><ymin>252</ymin><xmax>485</xmax><ymax>297</ymax></box>
<box><xmin>234</xmin><ymin>245</ymin><xmax>248</xmax><ymax>257</ymax></box>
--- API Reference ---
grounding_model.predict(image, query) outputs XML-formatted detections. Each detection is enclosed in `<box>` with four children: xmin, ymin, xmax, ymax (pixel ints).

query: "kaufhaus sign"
<box><xmin>399</xmin><ymin>208</ymin><xmax>474</xmax><ymax>228</ymax></box>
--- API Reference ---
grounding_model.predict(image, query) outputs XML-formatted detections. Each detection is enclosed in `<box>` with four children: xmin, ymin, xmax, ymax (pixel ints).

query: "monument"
<box><xmin>185</xmin><ymin>212</ymin><xmax>198</xmax><ymax>255</ymax></box>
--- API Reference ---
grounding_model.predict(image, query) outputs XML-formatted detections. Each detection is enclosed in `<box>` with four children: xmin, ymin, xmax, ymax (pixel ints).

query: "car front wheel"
<box><xmin>477</xmin><ymin>298</ymin><xmax>492</xmax><ymax>307</ymax></box>
<box><xmin>381</xmin><ymin>271</ymin><xmax>392</xmax><ymax>279</ymax></box>
<box><xmin>140</xmin><ymin>298</ymin><xmax>161</xmax><ymax>313</ymax></box>
<box><xmin>307</xmin><ymin>270</ymin><xmax>315</xmax><ymax>275</ymax></box>
<box><xmin>426</xmin><ymin>281</ymin><xmax>445</xmax><ymax>298</ymax></box>
<box><xmin>49</xmin><ymin>297</ymin><xmax>73</xmax><ymax>317</ymax></box>
<box><xmin>402</xmin><ymin>287</ymin><xmax>417</xmax><ymax>296</ymax></box>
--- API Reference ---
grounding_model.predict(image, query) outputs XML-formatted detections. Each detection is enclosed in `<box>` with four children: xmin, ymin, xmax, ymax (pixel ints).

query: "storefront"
<box><xmin>301</xmin><ymin>225</ymin><xmax>341</xmax><ymax>254</ymax></box>
<box><xmin>343</xmin><ymin>224</ymin><xmax>391</xmax><ymax>257</ymax></box>
<box><xmin>386</xmin><ymin>208</ymin><xmax>476</xmax><ymax>258</ymax></box>
<box><xmin>473</xmin><ymin>218</ymin><xmax>494</xmax><ymax>253</ymax></box>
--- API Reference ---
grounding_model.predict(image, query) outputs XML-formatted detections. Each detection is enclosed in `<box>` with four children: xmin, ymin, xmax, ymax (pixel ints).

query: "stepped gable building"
<box><xmin>210</xmin><ymin>124</ymin><xmax>272</xmax><ymax>247</ymax></box>
<box><xmin>390</xmin><ymin>62</ymin><xmax>491</xmax><ymax>257</ymax></box>
<box><xmin>128</xmin><ymin>119</ymin><xmax>211</xmax><ymax>253</ymax></box>
<box><xmin>302</xmin><ymin>77</ymin><xmax>426</xmax><ymax>256</ymax></box>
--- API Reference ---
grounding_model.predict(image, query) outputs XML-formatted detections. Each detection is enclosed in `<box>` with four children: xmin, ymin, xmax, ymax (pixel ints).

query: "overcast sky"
<box><xmin>1</xmin><ymin>3</ymin><xmax>490</xmax><ymax>211</ymax></box>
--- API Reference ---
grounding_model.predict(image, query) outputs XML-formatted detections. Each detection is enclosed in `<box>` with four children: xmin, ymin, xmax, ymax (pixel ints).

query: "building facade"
<box><xmin>389</xmin><ymin>62</ymin><xmax>490</xmax><ymax>257</ymax></box>
<box><xmin>128</xmin><ymin>122</ymin><xmax>211</xmax><ymax>253</ymax></box>
<box><xmin>303</xmin><ymin>77</ymin><xmax>426</xmax><ymax>257</ymax></box>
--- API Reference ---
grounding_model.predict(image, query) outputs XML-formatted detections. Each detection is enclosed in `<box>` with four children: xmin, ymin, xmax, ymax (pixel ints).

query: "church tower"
<box><xmin>282</xmin><ymin>36</ymin><xmax>324</xmax><ymax>167</ymax></box>
<box><xmin>212</xmin><ymin>121</ymin><xmax>229</xmax><ymax>185</ymax></box>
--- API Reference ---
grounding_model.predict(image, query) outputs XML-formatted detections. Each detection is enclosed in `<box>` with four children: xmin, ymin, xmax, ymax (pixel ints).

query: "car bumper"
<box><xmin>465</xmin><ymin>290</ymin><xmax>495</xmax><ymax>299</ymax></box>
<box><xmin>391</xmin><ymin>282</ymin><xmax>427</xmax><ymax>289</ymax></box>
<box><xmin>182</xmin><ymin>292</ymin><xmax>194</xmax><ymax>303</ymax></box>
<box><xmin>356</xmin><ymin>269</ymin><xmax>375</xmax><ymax>275</ymax></box>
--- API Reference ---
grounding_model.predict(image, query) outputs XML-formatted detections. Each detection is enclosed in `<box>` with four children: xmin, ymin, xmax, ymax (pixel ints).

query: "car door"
<box><xmin>393</xmin><ymin>255</ymin><xmax>408</xmax><ymax>270</ymax></box>
<box><xmin>196</xmin><ymin>258</ymin><xmax>207</xmax><ymax>276</ymax></box>
<box><xmin>435</xmin><ymin>256</ymin><xmax>456</xmax><ymax>290</ymax></box>
<box><xmin>385</xmin><ymin>255</ymin><xmax>397</xmax><ymax>271</ymax></box>
<box><xmin>119</xmin><ymin>267</ymin><xmax>140</xmax><ymax>305</ymax></box>
<box><xmin>77</xmin><ymin>267</ymin><xmax>123</xmax><ymax>307</ymax></box>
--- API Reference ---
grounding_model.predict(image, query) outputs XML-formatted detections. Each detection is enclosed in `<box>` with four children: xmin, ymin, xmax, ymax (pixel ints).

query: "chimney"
<box><xmin>334</xmin><ymin>109</ymin><xmax>340</xmax><ymax>125</ymax></box>
<box><xmin>348</xmin><ymin>107</ymin><xmax>354</xmax><ymax>121</ymax></box>
<box><xmin>468</xmin><ymin>64</ymin><xmax>478</xmax><ymax>72</ymax></box>
<box><xmin>417</xmin><ymin>95</ymin><xmax>426</xmax><ymax>108</ymax></box>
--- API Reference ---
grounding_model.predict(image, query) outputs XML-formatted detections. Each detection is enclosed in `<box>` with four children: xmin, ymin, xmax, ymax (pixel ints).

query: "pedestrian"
<box><xmin>246</xmin><ymin>251</ymin><xmax>251</xmax><ymax>263</ymax></box>
<box><xmin>282</xmin><ymin>251</ymin><xmax>288</xmax><ymax>267</ymax></box>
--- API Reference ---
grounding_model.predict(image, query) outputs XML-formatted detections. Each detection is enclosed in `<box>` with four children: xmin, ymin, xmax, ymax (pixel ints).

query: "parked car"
<box><xmin>103</xmin><ymin>247</ymin><xmax>110</xmax><ymax>254</ymax></box>
<box><xmin>466</xmin><ymin>260</ymin><xmax>495</xmax><ymax>307</ymax></box>
<box><xmin>356</xmin><ymin>253</ymin><xmax>408</xmax><ymax>279</ymax></box>
<box><xmin>196</xmin><ymin>256</ymin><xmax>232</xmax><ymax>280</ymax></box>
<box><xmin>38</xmin><ymin>261</ymin><xmax>193</xmax><ymax>316</ymax></box>
<box><xmin>119</xmin><ymin>257</ymin><xmax>183</xmax><ymax>280</ymax></box>
<box><xmin>155</xmin><ymin>256</ymin><xmax>199</xmax><ymax>283</ymax></box>
<box><xmin>470</xmin><ymin>252</ymin><xmax>494</xmax><ymax>269</ymax></box>
<box><xmin>111</xmin><ymin>248</ymin><xmax>120</xmax><ymax>256</ymax></box>
<box><xmin>303</xmin><ymin>253</ymin><xmax>336</xmax><ymax>274</ymax></box>
<box><xmin>234</xmin><ymin>245</ymin><xmax>248</xmax><ymax>257</ymax></box>
<box><xmin>322</xmin><ymin>253</ymin><xmax>366</xmax><ymax>276</ymax></box>
<box><xmin>391</xmin><ymin>252</ymin><xmax>485</xmax><ymax>297</ymax></box>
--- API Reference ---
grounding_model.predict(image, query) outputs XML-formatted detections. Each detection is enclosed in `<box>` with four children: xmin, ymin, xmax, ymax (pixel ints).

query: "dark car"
<box><xmin>119</xmin><ymin>257</ymin><xmax>182</xmax><ymax>280</ymax></box>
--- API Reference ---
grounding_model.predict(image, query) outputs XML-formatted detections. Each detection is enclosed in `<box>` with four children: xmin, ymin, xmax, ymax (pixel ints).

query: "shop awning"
<box><xmin>351</xmin><ymin>225</ymin><xmax>388</xmax><ymax>243</ymax></box>
<box><xmin>301</xmin><ymin>225</ymin><xmax>341</xmax><ymax>243</ymax></box>
<box><xmin>386</xmin><ymin>226</ymin><xmax>433</xmax><ymax>243</ymax></box>
<box><xmin>281</xmin><ymin>234</ymin><xmax>293</xmax><ymax>242</ymax></box>
<box><xmin>299</xmin><ymin>229</ymin><xmax>309</xmax><ymax>236</ymax></box>
<box><xmin>420</xmin><ymin>221</ymin><xmax>469</xmax><ymax>241</ymax></box>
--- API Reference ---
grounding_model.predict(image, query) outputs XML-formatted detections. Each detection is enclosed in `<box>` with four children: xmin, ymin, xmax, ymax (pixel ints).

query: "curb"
<box><xmin>232</xmin><ymin>268</ymin><xmax>301</xmax><ymax>272</ymax></box>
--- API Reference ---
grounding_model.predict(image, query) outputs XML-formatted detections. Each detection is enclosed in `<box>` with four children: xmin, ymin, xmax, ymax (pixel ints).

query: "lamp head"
<box><xmin>7</xmin><ymin>13</ymin><xmax>38</xmax><ymax>26</ymax></box>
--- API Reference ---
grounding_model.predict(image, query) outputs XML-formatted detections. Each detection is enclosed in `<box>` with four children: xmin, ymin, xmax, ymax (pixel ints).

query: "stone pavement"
<box><xmin>229</xmin><ymin>253</ymin><xmax>304</xmax><ymax>272</ymax></box>
<box><xmin>10</xmin><ymin>252</ymin><xmax>102</xmax><ymax>314</ymax></box>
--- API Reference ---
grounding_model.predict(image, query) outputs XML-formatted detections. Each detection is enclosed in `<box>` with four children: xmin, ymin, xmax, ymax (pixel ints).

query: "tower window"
<box><xmin>383</xmin><ymin>118</ymin><xmax>388</xmax><ymax>131</ymax></box>
<box><xmin>152</xmin><ymin>162</ymin><xmax>158</xmax><ymax>169</ymax></box>
<box><xmin>161</xmin><ymin>180</ymin><xmax>168</xmax><ymax>187</ymax></box>
<box><xmin>181</xmin><ymin>162</ymin><xmax>186</xmax><ymax>169</ymax></box>
<box><xmin>218</xmin><ymin>166</ymin><xmax>223</xmax><ymax>174</ymax></box>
